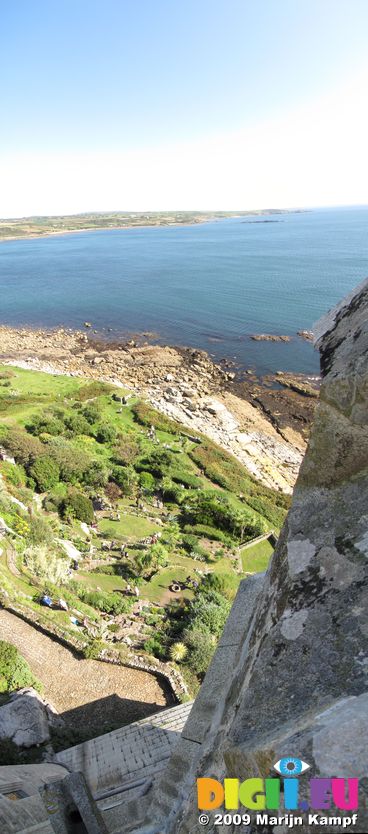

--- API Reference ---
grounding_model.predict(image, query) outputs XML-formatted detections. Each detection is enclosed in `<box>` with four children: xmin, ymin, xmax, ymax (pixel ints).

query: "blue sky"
<box><xmin>1</xmin><ymin>0</ymin><xmax>368</xmax><ymax>214</ymax></box>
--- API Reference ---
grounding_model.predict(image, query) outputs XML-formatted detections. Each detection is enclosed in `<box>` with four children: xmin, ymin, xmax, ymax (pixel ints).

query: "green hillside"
<box><xmin>0</xmin><ymin>364</ymin><xmax>287</xmax><ymax>693</ymax></box>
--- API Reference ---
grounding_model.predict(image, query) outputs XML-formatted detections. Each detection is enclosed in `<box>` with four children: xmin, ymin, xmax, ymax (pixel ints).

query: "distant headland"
<box><xmin>0</xmin><ymin>209</ymin><xmax>295</xmax><ymax>242</ymax></box>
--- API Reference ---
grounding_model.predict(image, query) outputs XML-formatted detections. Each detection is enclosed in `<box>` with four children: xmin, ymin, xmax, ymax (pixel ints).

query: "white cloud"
<box><xmin>1</xmin><ymin>68</ymin><xmax>368</xmax><ymax>216</ymax></box>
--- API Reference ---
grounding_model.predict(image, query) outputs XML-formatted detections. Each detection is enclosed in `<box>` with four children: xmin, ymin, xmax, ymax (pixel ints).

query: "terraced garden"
<box><xmin>0</xmin><ymin>363</ymin><xmax>286</xmax><ymax>712</ymax></box>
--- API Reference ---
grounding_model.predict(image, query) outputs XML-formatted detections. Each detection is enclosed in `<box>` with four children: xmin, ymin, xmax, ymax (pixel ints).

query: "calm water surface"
<box><xmin>0</xmin><ymin>207</ymin><xmax>367</xmax><ymax>374</ymax></box>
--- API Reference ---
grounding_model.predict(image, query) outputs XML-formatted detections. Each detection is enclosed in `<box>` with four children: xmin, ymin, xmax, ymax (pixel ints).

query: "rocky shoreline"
<box><xmin>0</xmin><ymin>324</ymin><xmax>320</xmax><ymax>493</ymax></box>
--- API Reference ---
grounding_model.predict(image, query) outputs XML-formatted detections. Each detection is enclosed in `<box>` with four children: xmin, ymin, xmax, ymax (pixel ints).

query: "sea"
<box><xmin>0</xmin><ymin>206</ymin><xmax>367</xmax><ymax>376</ymax></box>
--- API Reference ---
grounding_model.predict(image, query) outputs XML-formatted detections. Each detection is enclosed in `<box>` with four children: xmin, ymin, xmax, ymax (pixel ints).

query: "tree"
<box><xmin>30</xmin><ymin>456</ymin><xmax>60</xmax><ymax>492</ymax></box>
<box><xmin>162</xmin><ymin>522</ymin><xmax>182</xmax><ymax>549</ymax></box>
<box><xmin>136</xmin><ymin>543</ymin><xmax>169</xmax><ymax>576</ymax></box>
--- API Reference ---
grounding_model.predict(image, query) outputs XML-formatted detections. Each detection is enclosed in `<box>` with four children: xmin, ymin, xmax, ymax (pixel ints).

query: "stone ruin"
<box><xmin>0</xmin><ymin>278</ymin><xmax>367</xmax><ymax>833</ymax></box>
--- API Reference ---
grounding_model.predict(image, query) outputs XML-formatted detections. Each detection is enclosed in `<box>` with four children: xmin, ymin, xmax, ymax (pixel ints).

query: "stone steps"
<box><xmin>56</xmin><ymin>701</ymin><xmax>193</xmax><ymax>809</ymax></box>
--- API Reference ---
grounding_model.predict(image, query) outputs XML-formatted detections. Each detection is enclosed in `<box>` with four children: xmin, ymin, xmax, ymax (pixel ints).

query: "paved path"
<box><xmin>0</xmin><ymin>610</ymin><xmax>170</xmax><ymax>731</ymax></box>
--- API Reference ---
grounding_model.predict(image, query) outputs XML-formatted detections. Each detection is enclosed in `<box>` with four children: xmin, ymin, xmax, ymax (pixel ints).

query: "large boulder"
<box><xmin>0</xmin><ymin>688</ymin><xmax>59</xmax><ymax>748</ymax></box>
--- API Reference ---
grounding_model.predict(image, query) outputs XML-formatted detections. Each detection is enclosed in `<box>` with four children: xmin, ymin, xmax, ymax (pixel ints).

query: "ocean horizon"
<box><xmin>1</xmin><ymin>205</ymin><xmax>367</xmax><ymax>376</ymax></box>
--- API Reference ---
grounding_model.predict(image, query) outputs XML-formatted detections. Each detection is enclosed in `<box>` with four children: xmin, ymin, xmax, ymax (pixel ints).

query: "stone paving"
<box><xmin>56</xmin><ymin>701</ymin><xmax>193</xmax><ymax>804</ymax></box>
<box><xmin>0</xmin><ymin>610</ymin><xmax>169</xmax><ymax>733</ymax></box>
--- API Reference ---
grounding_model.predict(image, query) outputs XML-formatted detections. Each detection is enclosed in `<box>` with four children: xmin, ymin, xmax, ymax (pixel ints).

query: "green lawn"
<box><xmin>78</xmin><ymin>569</ymin><xmax>126</xmax><ymax>594</ymax></box>
<box><xmin>240</xmin><ymin>538</ymin><xmax>274</xmax><ymax>573</ymax></box>
<box><xmin>98</xmin><ymin>514</ymin><xmax>160</xmax><ymax>540</ymax></box>
<box><xmin>0</xmin><ymin>364</ymin><xmax>83</xmax><ymax>397</ymax></box>
<box><xmin>140</xmin><ymin>566</ymin><xmax>195</xmax><ymax>604</ymax></box>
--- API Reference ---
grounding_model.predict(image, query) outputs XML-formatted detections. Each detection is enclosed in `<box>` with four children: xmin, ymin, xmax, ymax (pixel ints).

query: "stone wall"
<box><xmin>129</xmin><ymin>279</ymin><xmax>368</xmax><ymax>834</ymax></box>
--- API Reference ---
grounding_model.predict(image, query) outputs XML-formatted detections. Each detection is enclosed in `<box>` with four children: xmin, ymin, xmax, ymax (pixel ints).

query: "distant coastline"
<box><xmin>0</xmin><ymin>208</ymin><xmax>295</xmax><ymax>243</ymax></box>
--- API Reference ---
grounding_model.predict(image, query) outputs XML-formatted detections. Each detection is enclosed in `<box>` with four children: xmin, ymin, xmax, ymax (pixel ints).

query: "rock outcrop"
<box><xmin>124</xmin><ymin>278</ymin><xmax>368</xmax><ymax>834</ymax></box>
<box><xmin>0</xmin><ymin>688</ymin><xmax>60</xmax><ymax>748</ymax></box>
<box><xmin>0</xmin><ymin>326</ymin><xmax>310</xmax><ymax>492</ymax></box>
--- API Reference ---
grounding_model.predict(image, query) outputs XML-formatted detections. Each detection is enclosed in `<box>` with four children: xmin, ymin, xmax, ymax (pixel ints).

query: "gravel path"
<box><xmin>0</xmin><ymin>610</ymin><xmax>170</xmax><ymax>731</ymax></box>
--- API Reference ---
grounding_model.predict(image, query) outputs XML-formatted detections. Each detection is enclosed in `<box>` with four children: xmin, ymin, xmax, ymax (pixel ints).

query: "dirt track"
<box><xmin>0</xmin><ymin>610</ymin><xmax>169</xmax><ymax>731</ymax></box>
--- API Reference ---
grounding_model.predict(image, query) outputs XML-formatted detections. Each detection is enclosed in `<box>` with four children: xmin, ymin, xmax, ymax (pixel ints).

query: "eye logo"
<box><xmin>273</xmin><ymin>757</ymin><xmax>310</xmax><ymax>776</ymax></box>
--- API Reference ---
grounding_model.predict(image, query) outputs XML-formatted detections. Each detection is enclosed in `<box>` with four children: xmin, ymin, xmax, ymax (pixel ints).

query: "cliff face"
<box><xmin>132</xmin><ymin>279</ymin><xmax>368</xmax><ymax>834</ymax></box>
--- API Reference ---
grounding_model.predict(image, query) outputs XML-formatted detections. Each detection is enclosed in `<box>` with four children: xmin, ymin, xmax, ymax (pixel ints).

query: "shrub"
<box><xmin>181</xmin><ymin>491</ymin><xmax>266</xmax><ymax>540</ymax></box>
<box><xmin>81</xmin><ymin>402</ymin><xmax>102</xmax><ymax>424</ymax></box>
<box><xmin>61</xmin><ymin>492</ymin><xmax>94</xmax><ymax>524</ymax></box>
<box><xmin>189</xmin><ymin>589</ymin><xmax>230</xmax><ymax>636</ymax></box>
<box><xmin>2</xmin><ymin>429</ymin><xmax>44</xmax><ymax>467</ymax></box>
<box><xmin>170</xmin><ymin>642</ymin><xmax>188</xmax><ymax>662</ymax></box>
<box><xmin>0</xmin><ymin>640</ymin><xmax>42</xmax><ymax>693</ymax></box>
<box><xmin>160</xmin><ymin>477</ymin><xmax>185</xmax><ymax>504</ymax></box>
<box><xmin>27</xmin><ymin>516</ymin><xmax>54</xmax><ymax>545</ymax></box>
<box><xmin>104</xmin><ymin>482</ymin><xmax>122</xmax><ymax>503</ymax></box>
<box><xmin>74</xmin><ymin>381</ymin><xmax>112</xmax><ymax>401</ymax></box>
<box><xmin>144</xmin><ymin>636</ymin><xmax>166</xmax><ymax>660</ymax></box>
<box><xmin>112</xmin><ymin>465</ymin><xmax>138</xmax><ymax>496</ymax></box>
<box><xmin>64</xmin><ymin>412</ymin><xmax>92</xmax><ymax>436</ymax></box>
<box><xmin>30</xmin><ymin>456</ymin><xmax>60</xmax><ymax>492</ymax></box>
<box><xmin>13</xmin><ymin>515</ymin><xmax>30</xmax><ymax>537</ymax></box>
<box><xmin>183</xmin><ymin>628</ymin><xmax>216</xmax><ymax>677</ymax></box>
<box><xmin>27</xmin><ymin>413</ymin><xmax>64</xmax><ymax>437</ymax></box>
<box><xmin>183</xmin><ymin>523</ymin><xmax>234</xmax><ymax>545</ymax></box>
<box><xmin>171</xmin><ymin>470</ymin><xmax>201</xmax><ymax>489</ymax></box>
<box><xmin>78</xmin><ymin>588</ymin><xmax>133</xmax><ymax>615</ymax></box>
<box><xmin>83</xmin><ymin>640</ymin><xmax>104</xmax><ymax>659</ymax></box>
<box><xmin>0</xmin><ymin>462</ymin><xmax>27</xmax><ymax>487</ymax></box>
<box><xmin>113</xmin><ymin>437</ymin><xmax>140</xmax><ymax>465</ymax></box>
<box><xmin>189</xmin><ymin>439</ymin><xmax>290</xmax><ymax>528</ymax></box>
<box><xmin>23</xmin><ymin>545</ymin><xmax>71</xmax><ymax>585</ymax></box>
<box><xmin>95</xmin><ymin>423</ymin><xmax>117</xmax><ymax>444</ymax></box>
<box><xmin>132</xmin><ymin>401</ymin><xmax>183</xmax><ymax>433</ymax></box>
<box><xmin>83</xmin><ymin>460</ymin><xmax>109</xmax><ymax>487</ymax></box>
<box><xmin>44</xmin><ymin>439</ymin><xmax>91</xmax><ymax>483</ymax></box>
<box><xmin>200</xmin><ymin>572</ymin><xmax>238</xmax><ymax>601</ymax></box>
<box><xmin>137</xmin><ymin>448</ymin><xmax>174</xmax><ymax>478</ymax></box>
<box><xmin>182</xmin><ymin>533</ymin><xmax>203</xmax><ymax>553</ymax></box>
<box><xmin>139</xmin><ymin>471</ymin><xmax>155</xmax><ymax>494</ymax></box>
<box><xmin>107</xmin><ymin>623</ymin><xmax>120</xmax><ymax>633</ymax></box>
